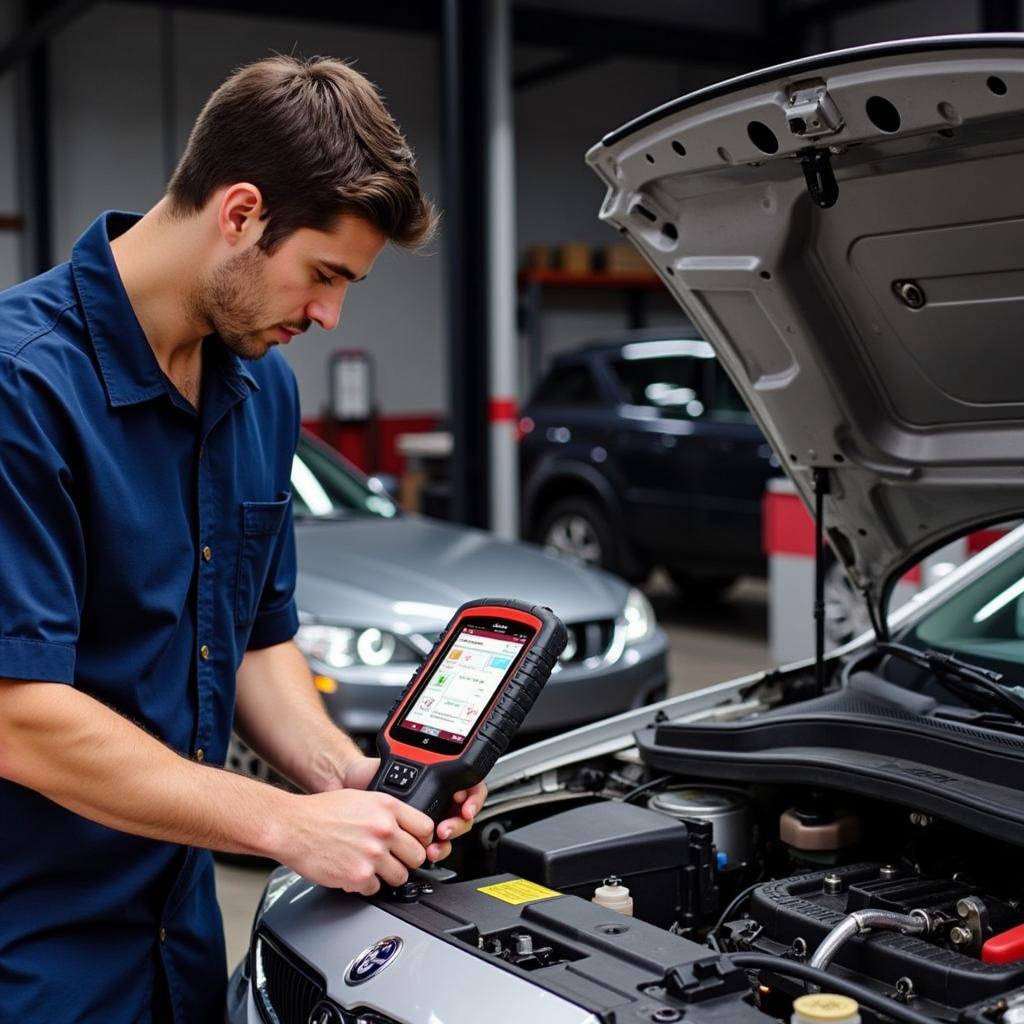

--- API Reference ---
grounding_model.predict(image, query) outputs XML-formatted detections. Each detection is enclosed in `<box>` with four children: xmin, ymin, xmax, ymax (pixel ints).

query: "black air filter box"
<box><xmin>497</xmin><ymin>801</ymin><xmax>691</xmax><ymax>927</ymax></box>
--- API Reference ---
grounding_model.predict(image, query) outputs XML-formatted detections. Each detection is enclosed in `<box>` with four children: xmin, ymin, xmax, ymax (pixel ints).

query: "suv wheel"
<box><xmin>538</xmin><ymin>496</ymin><xmax>617</xmax><ymax>572</ymax></box>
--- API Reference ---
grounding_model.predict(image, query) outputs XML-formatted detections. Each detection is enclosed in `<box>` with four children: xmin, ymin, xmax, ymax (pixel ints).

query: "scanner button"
<box><xmin>385</xmin><ymin>762</ymin><xmax>420</xmax><ymax>789</ymax></box>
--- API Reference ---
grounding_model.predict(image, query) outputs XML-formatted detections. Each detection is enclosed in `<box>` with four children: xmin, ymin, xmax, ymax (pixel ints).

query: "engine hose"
<box><xmin>727</xmin><ymin>953</ymin><xmax>940</xmax><ymax>1024</ymax></box>
<box><xmin>810</xmin><ymin>910</ymin><xmax>929</xmax><ymax>972</ymax></box>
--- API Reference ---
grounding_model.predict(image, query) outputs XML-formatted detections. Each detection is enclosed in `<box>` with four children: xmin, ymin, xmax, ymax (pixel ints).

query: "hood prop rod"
<box><xmin>813</xmin><ymin>468</ymin><xmax>830</xmax><ymax>696</ymax></box>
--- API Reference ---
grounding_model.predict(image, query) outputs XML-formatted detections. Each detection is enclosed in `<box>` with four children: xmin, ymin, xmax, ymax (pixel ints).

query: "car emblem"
<box><xmin>344</xmin><ymin>936</ymin><xmax>403</xmax><ymax>985</ymax></box>
<box><xmin>307</xmin><ymin>1002</ymin><xmax>343</xmax><ymax>1024</ymax></box>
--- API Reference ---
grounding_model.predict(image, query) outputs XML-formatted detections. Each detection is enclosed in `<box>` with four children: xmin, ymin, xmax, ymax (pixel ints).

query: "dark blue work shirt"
<box><xmin>0</xmin><ymin>212</ymin><xmax>300</xmax><ymax>1022</ymax></box>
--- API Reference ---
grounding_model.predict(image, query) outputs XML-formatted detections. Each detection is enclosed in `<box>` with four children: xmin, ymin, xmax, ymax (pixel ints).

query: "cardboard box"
<box><xmin>605</xmin><ymin>243</ymin><xmax>653</xmax><ymax>276</ymax></box>
<box><xmin>523</xmin><ymin>245</ymin><xmax>554</xmax><ymax>270</ymax></box>
<box><xmin>558</xmin><ymin>243</ymin><xmax>593</xmax><ymax>274</ymax></box>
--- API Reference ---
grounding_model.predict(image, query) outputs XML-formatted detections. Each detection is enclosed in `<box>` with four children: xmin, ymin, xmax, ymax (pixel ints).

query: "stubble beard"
<box><xmin>194</xmin><ymin>245</ymin><xmax>274</xmax><ymax>362</ymax></box>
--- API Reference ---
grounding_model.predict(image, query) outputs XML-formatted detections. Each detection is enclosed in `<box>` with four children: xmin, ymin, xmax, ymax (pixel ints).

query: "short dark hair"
<box><xmin>167</xmin><ymin>55</ymin><xmax>435</xmax><ymax>251</ymax></box>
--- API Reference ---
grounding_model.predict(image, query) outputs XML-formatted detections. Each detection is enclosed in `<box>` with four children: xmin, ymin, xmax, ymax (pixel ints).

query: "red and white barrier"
<box><xmin>763</xmin><ymin>478</ymin><xmax>1004</xmax><ymax>664</ymax></box>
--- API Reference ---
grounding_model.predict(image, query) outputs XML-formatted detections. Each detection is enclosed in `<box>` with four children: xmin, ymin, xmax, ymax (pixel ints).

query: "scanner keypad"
<box><xmin>383</xmin><ymin>760</ymin><xmax>421</xmax><ymax>791</ymax></box>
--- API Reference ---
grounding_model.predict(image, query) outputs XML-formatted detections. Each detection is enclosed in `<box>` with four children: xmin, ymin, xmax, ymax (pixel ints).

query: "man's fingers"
<box><xmin>436</xmin><ymin>814</ymin><xmax>473</xmax><ymax>842</ymax></box>
<box><xmin>463</xmin><ymin>781</ymin><xmax>488</xmax><ymax>819</ymax></box>
<box><xmin>427</xmin><ymin>839</ymin><xmax>452</xmax><ymax>862</ymax></box>
<box><xmin>375</xmin><ymin>854</ymin><xmax>411</xmax><ymax>889</ymax></box>
<box><xmin>389</xmin><ymin>824</ymin><xmax>430</xmax><ymax>870</ymax></box>
<box><xmin>391</xmin><ymin>798</ymin><xmax>435</xmax><ymax>844</ymax></box>
<box><xmin>351</xmin><ymin>872</ymin><xmax>381</xmax><ymax>897</ymax></box>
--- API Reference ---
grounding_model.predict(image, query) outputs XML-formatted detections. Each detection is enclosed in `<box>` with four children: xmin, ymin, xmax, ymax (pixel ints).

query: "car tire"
<box><xmin>537</xmin><ymin>496</ymin><xmax>624</xmax><ymax>575</ymax></box>
<box><xmin>668</xmin><ymin>569</ymin><xmax>737</xmax><ymax>602</ymax></box>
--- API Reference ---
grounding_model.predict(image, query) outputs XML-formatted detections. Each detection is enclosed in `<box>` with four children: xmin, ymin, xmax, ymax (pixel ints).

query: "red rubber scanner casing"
<box><xmin>368</xmin><ymin>599</ymin><xmax>567</xmax><ymax>823</ymax></box>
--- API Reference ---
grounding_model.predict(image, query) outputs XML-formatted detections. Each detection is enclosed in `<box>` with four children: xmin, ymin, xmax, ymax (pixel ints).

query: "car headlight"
<box><xmin>294</xmin><ymin>624</ymin><xmax>419</xmax><ymax>669</ymax></box>
<box><xmin>621</xmin><ymin>587</ymin><xmax>656</xmax><ymax>644</ymax></box>
<box><xmin>259</xmin><ymin>867</ymin><xmax>301</xmax><ymax>917</ymax></box>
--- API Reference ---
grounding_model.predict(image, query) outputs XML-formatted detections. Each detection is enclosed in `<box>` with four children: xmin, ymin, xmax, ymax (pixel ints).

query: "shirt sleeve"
<box><xmin>246</xmin><ymin>370</ymin><xmax>300</xmax><ymax>651</ymax></box>
<box><xmin>0</xmin><ymin>355</ymin><xmax>83</xmax><ymax>683</ymax></box>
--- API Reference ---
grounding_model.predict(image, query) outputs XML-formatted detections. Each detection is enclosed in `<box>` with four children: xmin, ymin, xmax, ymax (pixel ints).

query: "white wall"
<box><xmin>50</xmin><ymin>4</ymin><xmax>166</xmax><ymax>251</ymax></box>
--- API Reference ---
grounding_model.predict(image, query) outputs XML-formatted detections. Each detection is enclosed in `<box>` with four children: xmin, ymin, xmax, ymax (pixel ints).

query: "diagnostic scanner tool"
<box><xmin>369</xmin><ymin>599</ymin><xmax>566</xmax><ymax>823</ymax></box>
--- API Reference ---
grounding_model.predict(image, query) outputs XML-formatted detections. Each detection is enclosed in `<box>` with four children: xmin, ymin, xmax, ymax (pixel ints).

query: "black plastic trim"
<box><xmin>635</xmin><ymin>707</ymin><xmax>1024</xmax><ymax>844</ymax></box>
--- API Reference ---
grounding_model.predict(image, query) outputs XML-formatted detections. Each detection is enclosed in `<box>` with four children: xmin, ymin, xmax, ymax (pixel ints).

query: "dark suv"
<box><xmin>520</xmin><ymin>329</ymin><xmax>781</xmax><ymax>595</ymax></box>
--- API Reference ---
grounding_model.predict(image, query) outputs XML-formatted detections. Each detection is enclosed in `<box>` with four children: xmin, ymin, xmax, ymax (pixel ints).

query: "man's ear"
<box><xmin>216</xmin><ymin>184</ymin><xmax>265</xmax><ymax>247</ymax></box>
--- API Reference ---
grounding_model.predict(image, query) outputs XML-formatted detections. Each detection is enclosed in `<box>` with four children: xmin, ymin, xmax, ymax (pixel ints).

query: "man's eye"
<box><xmin>315</xmin><ymin>272</ymin><xmax>333</xmax><ymax>285</ymax></box>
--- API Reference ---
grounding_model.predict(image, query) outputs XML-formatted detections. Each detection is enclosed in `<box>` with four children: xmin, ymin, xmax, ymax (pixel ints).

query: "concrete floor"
<box><xmin>214</xmin><ymin>574</ymin><xmax>772</xmax><ymax>971</ymax></box>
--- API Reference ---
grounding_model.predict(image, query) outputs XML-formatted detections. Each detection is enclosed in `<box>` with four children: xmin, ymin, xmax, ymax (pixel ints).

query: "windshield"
<box><xmin>291</xmin><ymin>435</ymin><xmax>399</xmax><ymax>520</ymax></box>
<box><xmin>904</xmin><ymin>539</ymin><xmax>1024</xmax><ymax>680</ymax></box>
<box><xmin>609</xmin><ymin>340</ymin><xmax>753</xmax><ymax>424</ymax></box>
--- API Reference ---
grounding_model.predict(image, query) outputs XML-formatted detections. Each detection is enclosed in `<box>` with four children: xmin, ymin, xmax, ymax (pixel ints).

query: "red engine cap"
<box><xmin>982</xmin><ymin>923</ymin><xmax>1024</xmax><ymax>964</ymax></box>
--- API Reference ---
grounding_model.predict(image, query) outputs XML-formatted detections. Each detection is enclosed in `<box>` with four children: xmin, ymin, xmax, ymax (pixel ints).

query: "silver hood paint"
<box><xmin>295</xmin><ymin>515</ymin><xmax>630</xmax><ymax>633</ymax></box>
<box><xmin>254</xmin><ymin>884</ymin><xmax>597</xmax><ymax>1024</ymax></box>
<box><xmin>587</xmin><ymin>34</ymin><xmax>1024</xmax><ymax>630</ymax></box>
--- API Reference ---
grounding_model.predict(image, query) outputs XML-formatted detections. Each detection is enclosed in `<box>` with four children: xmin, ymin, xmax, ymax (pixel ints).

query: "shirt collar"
<box><xmin>71</xmin><ymin>211</ymin><xmax>259</xmax><ymax>408</ymax></box>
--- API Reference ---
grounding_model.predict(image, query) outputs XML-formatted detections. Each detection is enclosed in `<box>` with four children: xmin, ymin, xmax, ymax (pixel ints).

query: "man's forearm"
<box><xmin>0</xmin><ymin>676</ymin><xmax>439</xmax><ymax>893</ymax></box>
<box><xmin>234</xmin><ymin>639</ymin><xmax>363</xmax><ymax>793</ymax></box>
<box><xmin>0</xmin><ymin>679</ymin><xmax>290</xmax><ymax>857</ymax></box>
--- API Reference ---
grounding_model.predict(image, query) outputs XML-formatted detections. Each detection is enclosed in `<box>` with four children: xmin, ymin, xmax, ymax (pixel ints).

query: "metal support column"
<box><xmin>486</xmin><ymin>0</ymin><xmax>518</xmax><ymax>541</ymax></box>
<box><xmin>18</xmin><ymin>40</ymin><xmax>52</xmax><ymax>275</ymax></box>
<box><xmin>9</xmin><ymin>0</ymin><xmax>79</xmax><ymax>276</ymax></box>
<box><xmin>442</xmin><ymin>0</ymin><xmax>490</xmax><ymax>528</ymax></box>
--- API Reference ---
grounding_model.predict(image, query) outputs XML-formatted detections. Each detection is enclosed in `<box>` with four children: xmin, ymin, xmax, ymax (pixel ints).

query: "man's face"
<box><xmin>198</xmin><ymin>214</ymin><xmax>387</xmax><ymax>360</ymax></box>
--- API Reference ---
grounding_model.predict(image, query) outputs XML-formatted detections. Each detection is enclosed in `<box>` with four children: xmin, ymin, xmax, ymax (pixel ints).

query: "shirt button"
<box><xmin>159</xmin><ymin>927</ymin><xmax>167</xmax><ymax>943</ymax></box>
<box><xmin>195</xmin><ymin>748</ymin><xmax>205</xmax><ymax>762</ymax></box>
<box><xmin>202</xmin><ymin>545</ymin><xmax>212</xmax><ymax>562</ymax></box>
<box><xmin>199</xmin><ymin>644</ymin><xmax>210</xmax><ymax>660</ymax></box>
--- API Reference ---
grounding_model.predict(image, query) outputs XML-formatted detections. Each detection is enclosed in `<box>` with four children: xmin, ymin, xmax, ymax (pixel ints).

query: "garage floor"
<box><xmin>214</xmin><ymin>575</ymin><xmax>771</xmax><ymax>971</ymax></box>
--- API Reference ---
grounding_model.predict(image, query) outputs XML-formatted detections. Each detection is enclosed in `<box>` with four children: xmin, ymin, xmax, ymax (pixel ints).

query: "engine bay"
<box><xmin>249</xmin><ymin>659</ymin><xmax>1024</xmax><ymax>1024</ymax></box>
<box><xmin>416</xmin><ymin>745</ymin><xmax>1024</xmax><ymax>1024</ymax></box>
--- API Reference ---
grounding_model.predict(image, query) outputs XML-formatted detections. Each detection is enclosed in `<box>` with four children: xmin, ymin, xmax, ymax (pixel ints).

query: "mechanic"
<box><xmin>0</xmin><ymin>55</ymin><xmax>485</xmax><ymax>1023</ymax></box>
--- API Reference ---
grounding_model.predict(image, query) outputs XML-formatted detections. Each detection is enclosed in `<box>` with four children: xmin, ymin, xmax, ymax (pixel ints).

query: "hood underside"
<box><xmin>587</xmin><ymin>34</ymin><xmax>1024</xmax><ymax>630</ymax></box>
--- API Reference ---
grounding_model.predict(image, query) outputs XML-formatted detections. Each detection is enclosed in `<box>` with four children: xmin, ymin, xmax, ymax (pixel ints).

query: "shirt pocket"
<box><xmin>234</xmin><ymin>491</ymin><xmax>291</xmax><ymax>627</ymax></box>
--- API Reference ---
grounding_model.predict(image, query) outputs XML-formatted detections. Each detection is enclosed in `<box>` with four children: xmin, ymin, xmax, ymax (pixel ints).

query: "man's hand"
<box><xmin>275</xmin><ymin>788</ymin><xmax>434</xmax><ymax>895</ymax></box>
<box><xmin>340</xmin><ymin>755</ymin><xmax>488</xmax><ymax>864</ymax></box>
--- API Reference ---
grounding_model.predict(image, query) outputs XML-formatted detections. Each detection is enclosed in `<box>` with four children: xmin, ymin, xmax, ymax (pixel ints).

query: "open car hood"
<box><xmin>587</xmin><ymin>34</ymin><xmax>1024</xmax><ymax>633</ymax></box>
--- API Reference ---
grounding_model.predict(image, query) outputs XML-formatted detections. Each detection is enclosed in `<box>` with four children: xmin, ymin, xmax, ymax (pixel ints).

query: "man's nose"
<box><xmin>307</xmin><ymin>291</ymin><xmax>345</xmax><ymax>332</ymax></box>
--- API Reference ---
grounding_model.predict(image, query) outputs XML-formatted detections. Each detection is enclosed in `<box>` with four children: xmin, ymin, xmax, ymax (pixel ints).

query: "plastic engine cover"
<box><xmin>497</xmin><ymin>801</ymin><xmax>691</xmax><ymax>928</ymax></box>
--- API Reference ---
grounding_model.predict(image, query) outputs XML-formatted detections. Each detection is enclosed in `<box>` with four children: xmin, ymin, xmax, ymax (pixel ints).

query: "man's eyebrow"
<box><xmin>321</xmin><ymin>260</ymin><xmax>367</xmax><ymax>283</ymax></box>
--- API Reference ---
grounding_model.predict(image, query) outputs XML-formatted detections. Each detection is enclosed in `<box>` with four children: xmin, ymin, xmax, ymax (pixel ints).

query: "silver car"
<box><xmin>231</xmin><ymin>35</ymin><xmax>1024</xmax><ymax>1024</ymax></box>
<box><xmin>228</xmin><ymin>431</ymin><xmax>667</xmax><ymax>777</ymax></box>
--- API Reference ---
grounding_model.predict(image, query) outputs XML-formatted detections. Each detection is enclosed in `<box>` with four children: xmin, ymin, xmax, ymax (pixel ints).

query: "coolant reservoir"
<box><xmin>592</xmin><ymin>876</ymin><xmax>633</xmax><ymax>916</ymax></box>
<box><xmin>791</xmin><ymin>993</ymin><xmax>861</xmax><ymax>1024</ymax></box>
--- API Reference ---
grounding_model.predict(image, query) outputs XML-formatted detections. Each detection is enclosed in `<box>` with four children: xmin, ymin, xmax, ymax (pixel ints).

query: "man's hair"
<box><xmin>167</xmin><ymin>54</ymin><xmax>435</xmax><ymax>251</ymax></box>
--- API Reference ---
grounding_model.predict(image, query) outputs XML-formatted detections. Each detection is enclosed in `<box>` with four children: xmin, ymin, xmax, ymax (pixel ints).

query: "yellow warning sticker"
<box><xmin>477</xmin><ymin>879</ymin><xmax>562</xmax><ymax>905</ymax></box>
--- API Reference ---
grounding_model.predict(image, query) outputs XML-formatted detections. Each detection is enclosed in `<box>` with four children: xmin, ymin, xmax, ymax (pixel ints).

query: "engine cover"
<box><xmin>249</xmin><ymin>873</ymin><xmax>764</xmax><ymax>1024</ymax></box>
